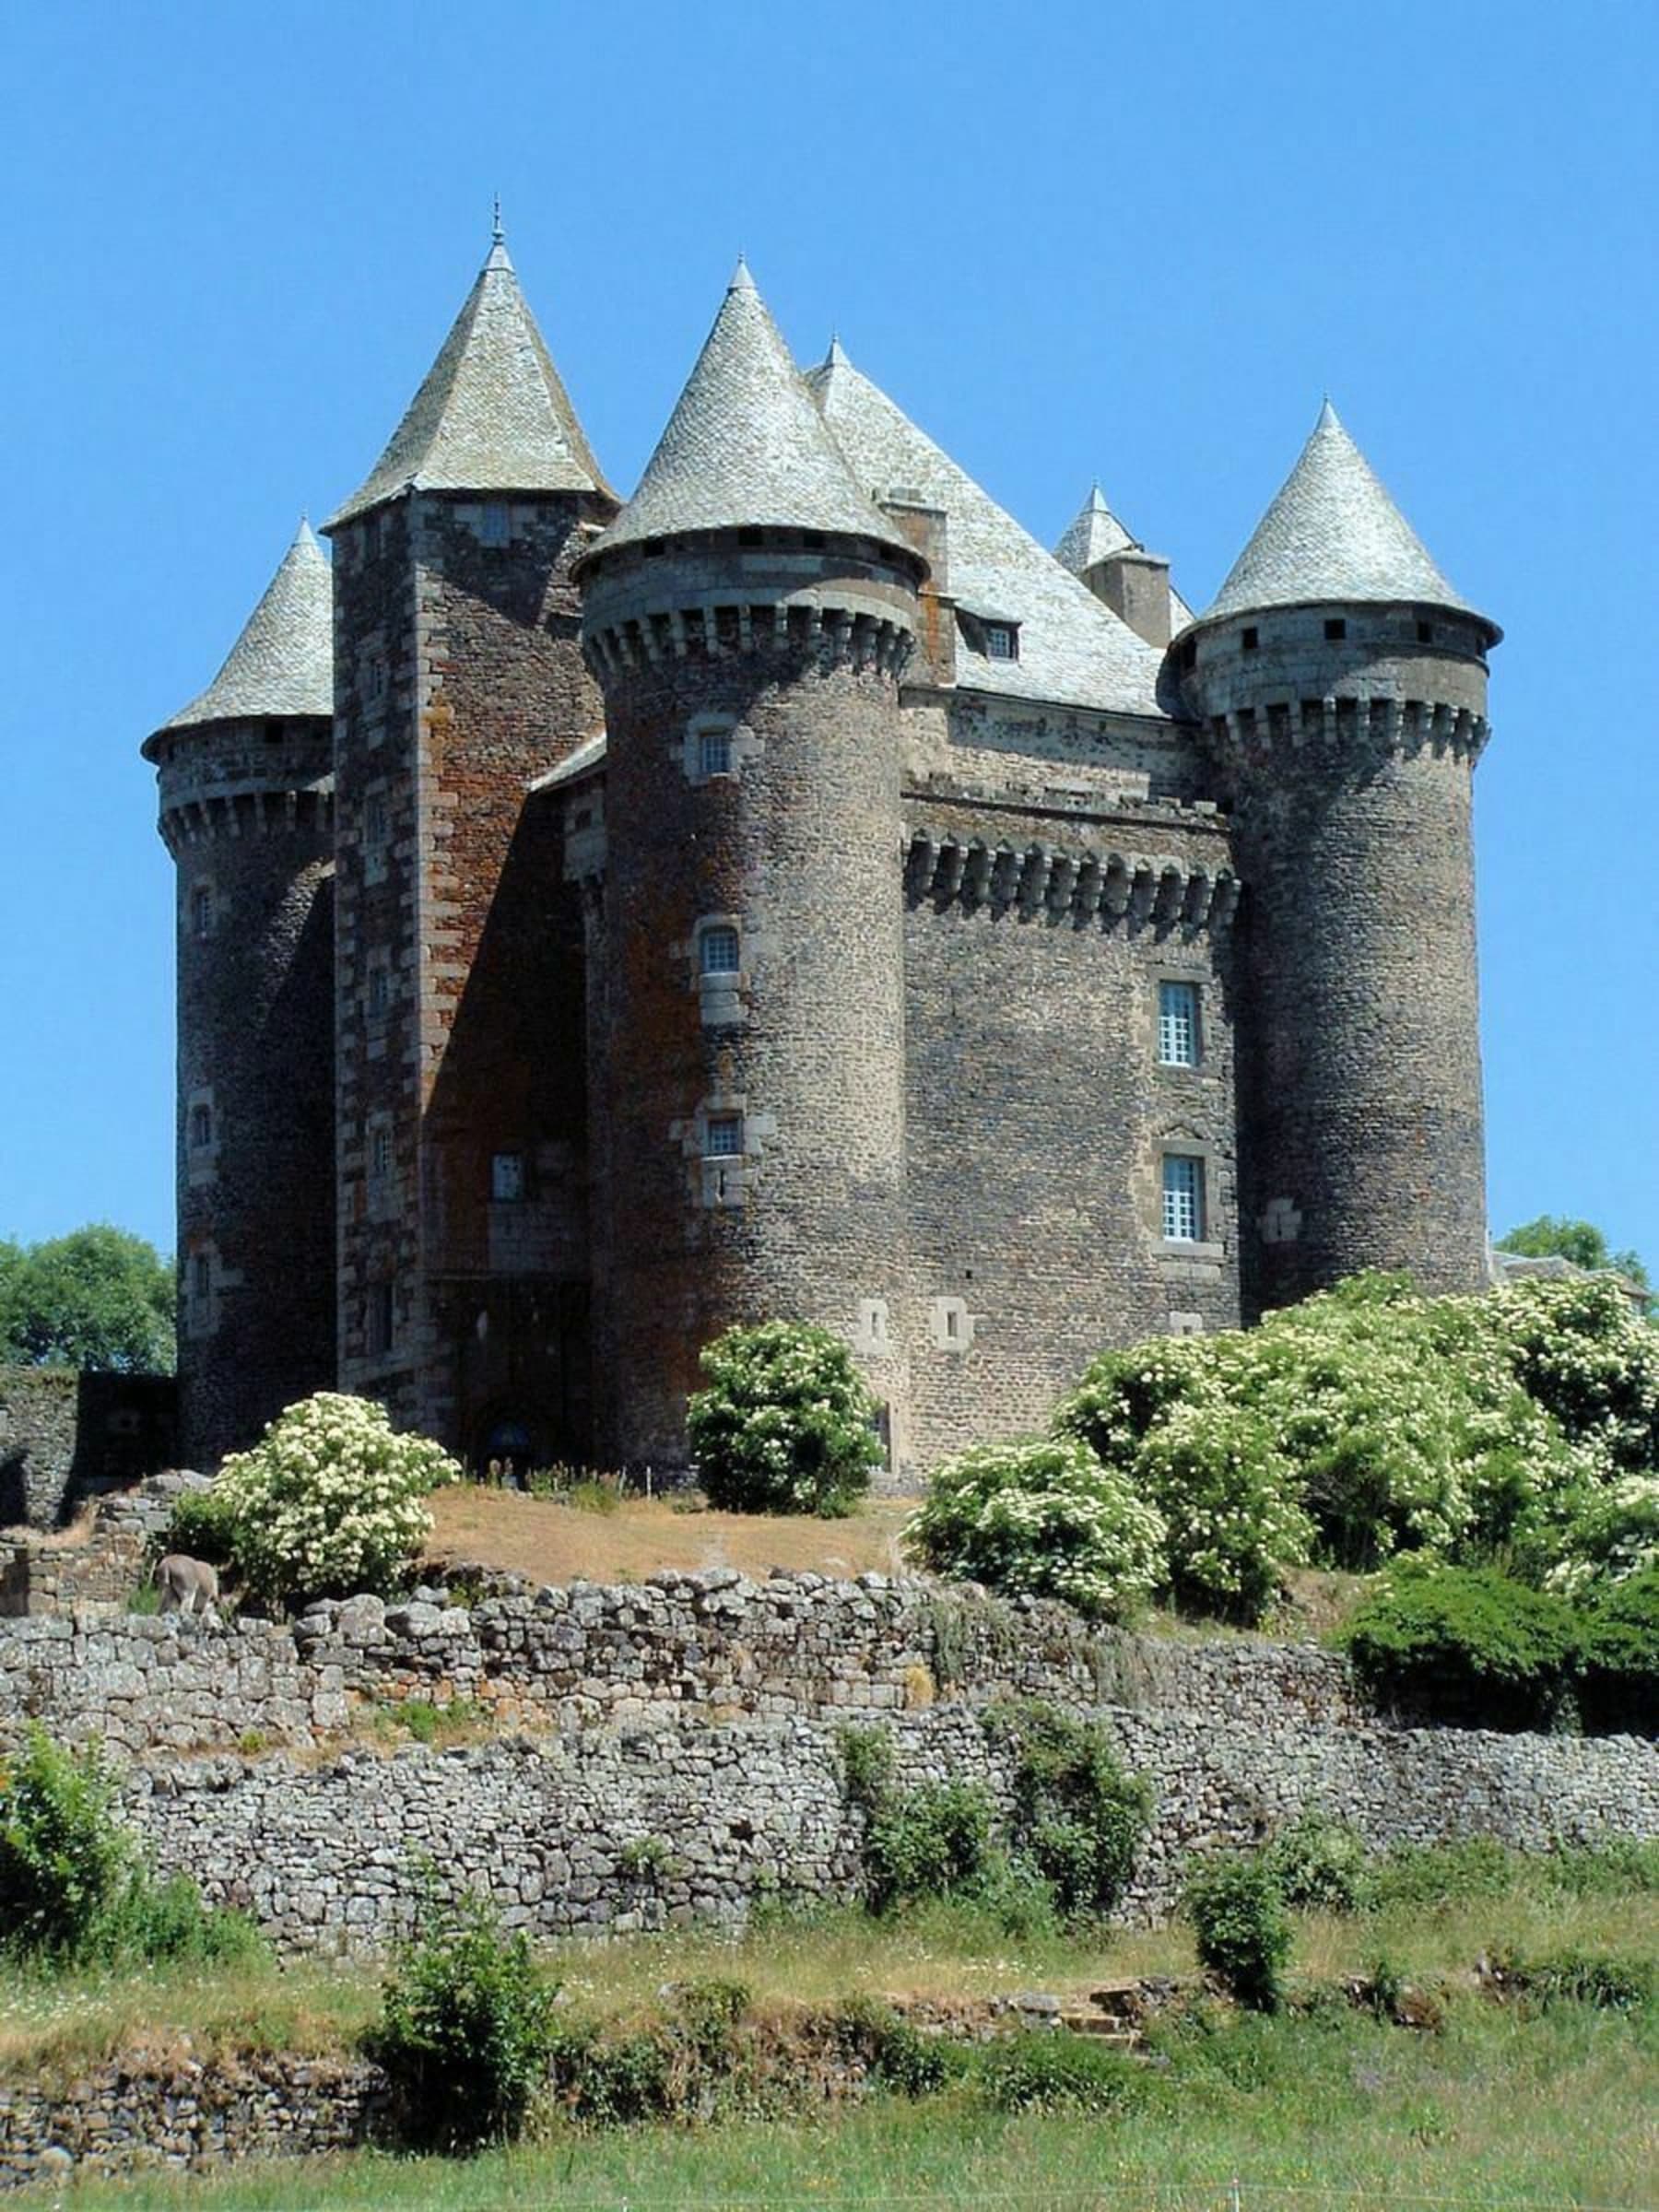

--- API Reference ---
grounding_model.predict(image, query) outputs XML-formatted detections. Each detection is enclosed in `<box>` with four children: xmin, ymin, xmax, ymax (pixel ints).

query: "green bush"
<box><xmin>1576</xmin><ymin>1564</ymin><xmax>1659</xmax><ymax>1735</ymax></box>
<box><xmin>1129</xmin><ymin>1403</ymin><xmax>1312</xmax><ymax>1624</ymax></box>
<box><xmin>372</xmin><ymin>1889</ymin><xmax>557</xmax><ymax>2151</ymax></box>
<box><xmin>830</xmin><ymin>1996</ymin><xmax>952</xmax><ymax>2097</ymax></box>
<box><xmin>1494</xmin><ymin>1947</ymin><xmax>1656</xmax><ymax>2012</ymax></box>
<box><xmin>1185</xmin><ymin>1851</ymin><xmax>1293</xmax><ymax>2012</ymax></box>
<box><xmin>686</xmin><ymin>1322</ymin><xmax>882</xmax><ymax>1516</ymax></box>
<box><xmin>838</xmin><ymin>1723</ymin><xmax>897</xmax><ymax>1812</ymax></box>
<box><xmin>212</xmin><ymin>1393</ymin><xmax>461</xmax><ymax>1606</ymax></box>
<box><xmin>0</xmin><ymin>1727</ymin><xmax>133</xmax><ymax>1956</ymax></box>
<box><xmin>548</xmin><ymin>2019</ymin><xmax>673</xmax><ymax>2126</ymax></box>
<box><xmin>903</xmin><ymin>1435</ymin><xmax>1166</xmax><ymax>1619</ymax></box>
<box><xmin>1265</xmin><ymin>1808</ymin><xmax>1373</xmax><ymax>1914</ymax></box>
<box><xmin>989</xmin><ymin>1700</ymin><xmax>1151</xmax><ymax>1920</ymax></box>
<box><xmin>1339</xmin><ymin>1559</ymin><xmax>1583</xmax><ymax>1731</ymax></box>
<box><xmin>165</xmin><ymin>1485</ymin><xmax>239</xmax><ymax>1566</ymax></box>
<box><xmin>979</xmin><ymin>2030</ymin><xmax>1142</xmax><ymax>2112</ymax></box>
<box><xmin>0</xmin><ymin>1727</ymin><xmax>263</xmax><ymax>1969</ymax></box>
<box><xmin>863</xmin><ymin>1781</ymin><xmax>995</xmax><ymax>1914</ymax></box>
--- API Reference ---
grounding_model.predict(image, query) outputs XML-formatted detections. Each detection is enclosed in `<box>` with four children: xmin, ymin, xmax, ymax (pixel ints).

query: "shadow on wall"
<box><xmin>0</xmin><ymin>1369</ymin><xmax>178</xmax><ymax>1528</ymax></box>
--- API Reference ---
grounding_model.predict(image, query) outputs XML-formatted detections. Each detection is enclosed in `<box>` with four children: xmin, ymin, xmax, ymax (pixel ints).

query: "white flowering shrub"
<box><xmin>210</xmin><ymin>1393</ymin><xmax>461</xmax><ymax>1605</ymax></box>
<box><xmin>903</xmin><ymin>1436</ymin><xmax>1167</xmax><ymax>1620</ymax></box>
<box><xmin>1054</xmin><ymin>1272</ymin><xmax>1659</xmax><ymax>1607</ymax></box>
<box><xmin>687</xmin><ymin>1322</ymin><xmax>883</xmax><ymax>1516</ymax></box>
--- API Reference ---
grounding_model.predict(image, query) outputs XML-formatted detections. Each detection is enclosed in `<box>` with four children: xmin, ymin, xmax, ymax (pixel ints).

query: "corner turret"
<box><xmin>141</xmin><ymin>522</ymin><xmax>338</xmax><ymax>1465</ymax></box>
<box><xmin>1180</xmin><ymin>402</ymin><xmax>1500</xmax><ymax>1312</ymax></box>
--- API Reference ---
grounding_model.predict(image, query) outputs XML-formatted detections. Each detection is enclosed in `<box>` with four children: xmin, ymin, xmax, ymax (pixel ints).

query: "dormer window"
<box><xmin>984</xmin><ymin>623</ymin><xmax>1017</xmax><ymax>661</ymax></box>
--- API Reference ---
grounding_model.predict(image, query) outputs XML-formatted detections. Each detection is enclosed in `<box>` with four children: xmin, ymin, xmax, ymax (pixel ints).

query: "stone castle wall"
<box><xmin>5</xmin><ymin>1571</ymin><xmax>1651</xmax><ymax>1953</ymax></box>
<box><xmin>0</xmin><ymin>1370</ymin><xmax>176</xmax><ymax>1530</ymax></box>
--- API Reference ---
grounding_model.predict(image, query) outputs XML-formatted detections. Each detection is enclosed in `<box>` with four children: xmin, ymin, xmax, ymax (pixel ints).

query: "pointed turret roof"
<box><xmin>1204</xmin><ymin>400</ymin><xmax>1495</xmax><ymax>632</ymax></box>
<box><xmin>807</xmin><ymin>344</ymin><xmax>1168</xmax><ymax>718</ymax></box>
<box><xmin>582</xmin><ymin>263</ymin><xmax>914</xmax><ymax>563</ymax></box>
<box><xmin>325</xmin><ymin>225</ymin><xmax>611</xmax><ymax>528</ymax></box>
<box><xmin>150</xmin><ymin>520</ymin><xmax>333</xmax><ymax>740</ymax></box>
<box><xmin>1055</xmin><ymin>484</ymin><xmax>1135</xmax><ymax>575</ymax></box>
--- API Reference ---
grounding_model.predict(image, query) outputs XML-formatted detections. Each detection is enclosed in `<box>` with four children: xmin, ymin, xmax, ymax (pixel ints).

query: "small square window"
<box><xmin>698</xmin><ymin>726</ymin><xmax>733</xmax><ymax>778</ymax></box>
<box><xmin>1324</xmin><ymin>618</ymin><xmax>1347</xmax><ymax>641</ymax></box>
<box><xmin>191</xmin><ymin>887</ymin><xmax>213</xmax><ymax>939</ymax></box>
<box><xmin>983</xmin><ymin>623</ymin><xmax>1017</xmax><ymax>660</ymax></box>
<box><xmin>700</xmin><ymin>924</ymin><xmax>740</xmax><ymax>975</ymax></box>
<box><xmin>189</xmin><ymin>1103</ymin><xmax>213</xmax><ymax>1149</ymax></box>
<box><xmin>1417</xmin><ymin>620</ymin><xmax>1435</xmax><ymax>643</ymax></box>
<box><xmin>368</xmin><ymin>967</ymin><xmax>391</xmax><ymax>1017</ymax></box>
<box><xmin>479</xmin><ymin>501</ymin><xmax>510</xmax><ymax>546</ymax></box>
<box><xmin>491</xmin><ymin>1151</ymin><xmax>524</xmax><ymax>1202</ymax></box>
<box><xmin>1241</xmin><ymin>626</ymin><xmax>1259</xmax><ymax>652</ymax></box>
<box><xmin>1158</xmin><ymin>981</ymin><xmax>1200</xmax><ymax>1067</ymax></box>
<box><xmin>1162</xmin><ymin>1155</ymin><xmax>1204</xmax><ymax>1242</ymax></box>
<box><xmin>704</xmin><ymin>1114</ymin><xmax>743</xmax><ymax>1159</ymax></box>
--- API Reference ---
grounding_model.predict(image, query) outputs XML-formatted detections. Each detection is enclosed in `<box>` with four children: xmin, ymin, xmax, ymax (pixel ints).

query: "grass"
<box><xmin>29</xmin><ymin>1993</ymin><xmax>1659</xmax><ymax>2209</ymax></box>
<box><xmin>425</xmin><ymin>1487</ymin><xmax>915</xmax><ymax>1588</ymax></box>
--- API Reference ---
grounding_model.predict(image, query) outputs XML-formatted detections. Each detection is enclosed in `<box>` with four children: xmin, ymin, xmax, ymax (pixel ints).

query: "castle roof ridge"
<box><xmin>1202</xmin><ymin>399</ymin><xmax>1499</xmax><ymax>636</ymax></box>
<box><xmin>324</xmin><ymin>231</ymin><xmax>613</xmax><ymax>529</ymax></box>
<box><xmin>806</xmin><ymin>347</ymin><xmax>1169</xmax><ymax>719</ymax></box>
<box><xmin>148</xmin><ymin>518</ymin><xmax>333</xmax><ymax>741</ymax></box>
<box><xmin>580</xmin><ymin>264</ymin><xmax>915</xmax><ymax>566</ymax></box>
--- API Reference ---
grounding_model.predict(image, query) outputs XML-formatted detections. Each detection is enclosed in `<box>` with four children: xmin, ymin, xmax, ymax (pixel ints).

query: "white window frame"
<box><xmin>704</xmin><ymin>1113</ymin><xmax>744</xmax><ymax>1159</ymax></box>
<box><xmin>1158</xmin><ymin>980</ymin><xmax>1200</xmax><ymax>1068</ymax></box>
<box><xmin>491</xmin><ymin>1151</ymin><xmax>525</xmax><ymax>1202</ymax></box>
<box><xmin>700</xmin><ymin>924</ymin><xmax>741</xmax><ymax>976</ymax></box>
<box><xmin>1161</xmin><ymin>1154</ymin><xmax>1204</xmax><ymax>1242</ymax></box>
<box><xmin>698</xmin><ymin>725</ymin><xmax>733</xmax><ymax>778</ymax></box>
<box><xmin>983</xmin><ymin>622</ymin><xmax>1017</xmax><ymax>661</ymax></box>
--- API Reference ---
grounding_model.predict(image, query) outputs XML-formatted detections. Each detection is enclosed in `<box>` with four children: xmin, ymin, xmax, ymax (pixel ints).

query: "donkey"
<box><xmin>154</xmin><ymin>1553</ymin><xmax>223</xmax><ymax>1619</ymax></box>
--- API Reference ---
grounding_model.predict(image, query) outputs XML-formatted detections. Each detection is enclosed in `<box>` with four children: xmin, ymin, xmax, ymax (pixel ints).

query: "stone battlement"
<box><xmin>905</xmin><ymin>827</ymin><xmax>1241</xmax><ymax>932</ymax></box>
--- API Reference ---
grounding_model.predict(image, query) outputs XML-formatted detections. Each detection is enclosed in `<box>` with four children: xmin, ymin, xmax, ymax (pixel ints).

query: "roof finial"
<box><xmin>492</xmin><ymin>194</ymin><xmax>504</xmax><ymax>245</ymax></box>
<box><xmin>730</xmin><ymin>253</ymin><xmax>756</xmax><ymax>293</ymax></box>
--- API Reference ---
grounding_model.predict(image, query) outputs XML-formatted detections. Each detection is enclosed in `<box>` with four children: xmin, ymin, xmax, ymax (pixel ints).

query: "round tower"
<box><xmin>1179</xmin><ymin>402</ymin><xmax>1501</xmax><ymax>1313</ymax></box>
<box><xmin>141</xmin><ymin>521</ymin><xmax>337</xmax><ymax>1465</ymax></box>
<box><xmin>575</xmin><ymin>263</ymin><xmax>924</xmax><ymax>1472</ymax></box>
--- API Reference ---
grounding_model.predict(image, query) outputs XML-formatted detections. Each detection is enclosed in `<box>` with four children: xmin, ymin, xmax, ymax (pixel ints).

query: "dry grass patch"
<box><xmin>425</xmin><ymin>1488</ymin><xmax>914</xmax><ymax>1588</ymax></box>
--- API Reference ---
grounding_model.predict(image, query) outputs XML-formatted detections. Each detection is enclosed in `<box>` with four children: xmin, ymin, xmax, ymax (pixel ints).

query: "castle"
<box><xmin>143</xmin><ymin>226</ymin><xmax>1500</xmax><ymax>1481</ymax></box>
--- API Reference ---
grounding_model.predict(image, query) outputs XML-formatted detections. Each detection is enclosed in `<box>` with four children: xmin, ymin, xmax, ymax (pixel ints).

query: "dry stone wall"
<box><xmin>3</xmin><ymin>1570</ymin><xmax>1652</xmax><ymax>1952</ymax></box>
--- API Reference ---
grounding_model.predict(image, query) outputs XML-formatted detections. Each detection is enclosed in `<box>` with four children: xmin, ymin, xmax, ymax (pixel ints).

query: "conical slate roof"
<box><xmin>1055</xmin><ymin>484</ymin><xmax>1135</xmax><ymax>574</ymax></box>
<box><xmin>808</xmin><ymin>344</ymin><xmax>1168</xmax><ymax>718</ymax></box>
<box><xmin>152</xmin><ymin>520</ymin><xmax>333</xmax><ymax>738</ymax></box>
<box><xmin>1204</xmin><ymin>401</ymin><xmax>1494</xmax><ymax>631</ymax></box>
<box><xmin>583</xmin><ymin>263</ymin><xmax>914</xmax><ymax>564</ymax></box>
<box><xmin>325</xmin><ymin>229</ymin><xmax>611</xmax><ymax>528</ymax></box>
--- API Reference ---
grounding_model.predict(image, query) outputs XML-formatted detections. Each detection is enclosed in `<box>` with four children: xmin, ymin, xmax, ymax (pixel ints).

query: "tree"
<box><xmin>0</xmin><ymin>1225</ymin><xmax>175</xmax><ymax>1374</ymax></box>
<box><xmin>1498</xmin><ymin>1218</ymin><xmax>1652</xmax><ymax>1309</ymax></box>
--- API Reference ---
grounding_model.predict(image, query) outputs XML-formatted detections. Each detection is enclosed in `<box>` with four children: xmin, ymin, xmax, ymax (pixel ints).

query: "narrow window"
<box><xmin>365</xmin><ymin>794</ymin><xmax>388</xmax><ymax>846</ymax></box>
<box><xmin>698</xmin><ymin>726</ymin><xmax>733</xmax><ymax>778</ymax></box>
<box><xmin>1324</xmin><ymin>618</ymin><xmax>1347</xmax><ymax>641</ymax></box>
<box><xmin>191</xmin><ymin>886</ymin><xmax>212</xmax><ymax>939</ymax></box>
<box><xmin>1158</xmin><ymin>981</ymin><xmax>1200</xmax><ymax>1067</ymax></box>
<box><xmin>1241</xmin><ymin>626</ymin><xmax>1259</xmax><ymax>652</ymax></box>
<box><xmin>1417</xmin><ymin>620</ymin><xmax>1435</xmax><ymax>643</ymax></box>
<box><xmin>368</xmin><ymin>1280</ymin><xmax>394</xmax><ymax>1355</ymax></box>
<box><xmin>700</xmin><ymin>924</ymin><xmax>740</xmax><ymax>975</ymax></box>
<box><xmin>1162</xmin><ymin>1155</ymin><xmax>1204</xmax><ymax>1242</ymax></box>
<box><xmin>479</xmin><ymin>501</ymin><xmax>510</xmax><ymax>547</ymax></box>
<box><xmin>189</xmin><ymin>1102</ymin><xmax>213</xmax><ymax>1149</ymax></box>
<box><xmin>370</xmin><ymin>1127</ymin><xmax>392</xmax><ymax>1179</ymax></box>
<box><xmin>491</xmin><ymin>1151</ymin><xmax>524</xmax><ymax>1202</ymax></box>
<box><xmin>193</xmin><ymin>1253</ymin><xmax>211</xmax><ymax>1302</ymax></box>
<box><xmin>1180</xmin><ymin>638</ymin><xmax>1197</xmax><ymax>671</ymax></box>
<box><xmin>368</xmin><ymin>966</ymin><xmax>391</xmax><ymax>1017</ymax></box>
<box><xmin>705</xmin><ymin>1113</ymin><xmax>743</xmax><ymax>1159</ymax></box>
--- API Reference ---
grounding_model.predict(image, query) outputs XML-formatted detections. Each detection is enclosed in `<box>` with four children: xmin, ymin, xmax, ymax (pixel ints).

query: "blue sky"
<box><xmin>2</xmin><ymin>0</ymin><xmax>1653</xmax><ymax>1271</ymax></box>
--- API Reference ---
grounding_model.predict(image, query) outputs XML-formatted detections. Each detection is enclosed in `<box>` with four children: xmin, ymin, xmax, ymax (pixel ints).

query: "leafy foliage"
<box><xmin>0</xmin><ymin>1225</ymin><xmax>175</xmax><ymax>1374</ymax></box>
<box><xmin>687</xmin><ymin>1322</ymin><xmax>883</xmax><ymax>1516</ymax></box>
<box><xmin>1338</xmin><ymin>1559</ymin><xmax>1583</xmax><ymax>1731</ymax></box>
<box><xmin>980</xmin><ymin>2030</ymin><xmax>1141</xmax><ymax>2112</ymax></box>
<box><xmin>830</xmin><ymin>1996</ymin><xmax>952</xmax><ymax>2097</ymax></box>
<box><xmin>988</xmin><ymin>1700</ymin><xmax>1151</xmax><ymax>1919</ymax></box>
<box><xmin>1184</xmin><ymin>1850</ymin><xmax>1294</xmax><ymax>2011</ymax></box>
<box><xmin>208</xmin><ymin>1392</ymin><xmax>460</xmax><ymax>1606</ymax></box>
<box><xmin>1265</xmin><ymin>1808</ymin><xmax>1373</xmax><ymax>1913</ymax></box>
<box><xmin>902</xmin><ymin>1435</ymin><xmax>1166</xmax><ymax>1619</ymax></box>
<box><xmin>1498</xmin><ymin>1217</ymin><xmax>1653</xmax><ymax>1311</ymax></box>
<box><xmin>372</xmin><ymin>1888</ymin><xmax>557</xmax><ymax>2151</ymax></box>
<box><xmin>1576</xmin><ymin>1564</ymin><xmax>1659</xmax><ymax>1735</ymax></box>
<box><xmin>863</xmin><ymin>1781</ymin><xmax>996</xmax><ymax>1915</ymax></box>
<box><xmin>0</xmin><ymin>1726</ymin><xmax>262</xmax><ymax>1967</ymax></box>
